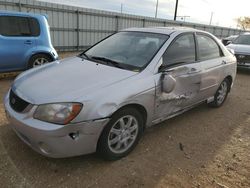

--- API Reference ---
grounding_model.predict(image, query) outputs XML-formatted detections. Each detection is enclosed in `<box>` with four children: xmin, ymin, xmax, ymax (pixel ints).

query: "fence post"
<box><xmin>18</xmin><ymin>0</ymin><xmax>22</xmax><ymax>12</ymax></box>
<box><xmin>76</xmin><ymin>10</ymin><xmax>80</xmax><ymax>51</ymax></box>
<box><xmin>142</xmin><ymin>18</ymin><xmax>145</xmax><ymax>27</ymax></box>
<box><xmin>212</xmin><ymin>27</ymin><xmax>215</xmax><ymax>36</ymax></box>
<box><xmin>115</xmin><ymin>15</ymin><xmax>119</xmax><ymax>31</ymax></box>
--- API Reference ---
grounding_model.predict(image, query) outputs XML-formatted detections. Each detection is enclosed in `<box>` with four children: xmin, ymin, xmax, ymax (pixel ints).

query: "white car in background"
<box><xmin>221</xmin><ymin>35</ymin><xmax>238</xmax><ymax>46</ymax></box>
<box><xmin>227</xmin><ymin>33</ymin><xmax>250</xmax><ymax>69</ymax></box>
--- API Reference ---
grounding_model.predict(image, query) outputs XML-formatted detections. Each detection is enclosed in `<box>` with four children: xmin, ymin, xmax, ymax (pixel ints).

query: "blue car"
<box><xmin>0</xmin><ymin>11</ymin><xmax>58</xmax><ymax>73</ymax></box>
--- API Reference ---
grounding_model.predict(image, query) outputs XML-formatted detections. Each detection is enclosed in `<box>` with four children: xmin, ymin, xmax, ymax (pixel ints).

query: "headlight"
<box><xmin>34</xmin><ymin>103</ymin><xmax>82</xmax><ymax>125</ymax></box>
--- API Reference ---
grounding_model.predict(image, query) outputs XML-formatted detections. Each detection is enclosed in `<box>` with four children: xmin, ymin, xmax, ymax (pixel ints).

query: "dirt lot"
<box><xmin>0</xmin><ymin>53</ymin><xmax>249</xmax><ymax>188</ymax></box>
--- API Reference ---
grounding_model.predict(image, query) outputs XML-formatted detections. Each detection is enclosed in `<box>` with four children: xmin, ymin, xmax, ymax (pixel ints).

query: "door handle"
<box><xmin>24</xmin><ymin>40</ymin><xmax>32</xmax><ymax>45</ymax></box>
<box><xmin>164</xmin><ymin>66</ymin><xmax>189</xmax><ymax>74</ymax></box>
<box><xmin>187</xmin><ymin>68</ymin><xmax>201</xmax><ymax>74</ymax></box>
<box><xmin>164</xmin><ymin>69</ymin><xmax>175</xmax><ymax>73</ymax></box>
<box><xmin>221</xmin><ymin>60</ymin><xmax>227</xmax><ymax>65</ymax></box>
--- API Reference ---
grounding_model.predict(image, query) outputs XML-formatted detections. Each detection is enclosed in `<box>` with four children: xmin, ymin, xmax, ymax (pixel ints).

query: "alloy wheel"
<box><xmin>108</xmin><ymin>115</ymin><xmax>139</xmax><ymax>154</ymax></box>
<box><xmin>33</xmin><ymin>57</ymin><xmax>49</xmax><ymax>67</ymax></box>
<box><xmin>217</xmin><ymin>81</ymin><xmax>228</xmax><ymax>105</ymax></box>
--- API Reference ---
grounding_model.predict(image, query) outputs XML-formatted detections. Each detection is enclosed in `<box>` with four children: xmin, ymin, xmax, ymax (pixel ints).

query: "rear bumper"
<box><xmin>50</xmin><ymin>48</ymin><xmax>59</xmax><ymax>61</ymax></box>
<box><xmin>4</xmin><ymin>93</ymin><xmax>109</xmax><ymax>158</ymax></box>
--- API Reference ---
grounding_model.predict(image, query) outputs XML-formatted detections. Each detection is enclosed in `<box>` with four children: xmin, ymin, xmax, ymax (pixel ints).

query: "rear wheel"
<box><xmin>208</xmin><ymin>78</ymin><xmax>230</xmax><ymax>108</ymax></box>
<box><xmin>97</xmin><ymin>108</ymin><xmax>144</xmax><ymax>160</ymax></box>
<box><xmin>28</xmin><ymin>54</ymin><xmax>52</xmax><ymax>69</ymax></box>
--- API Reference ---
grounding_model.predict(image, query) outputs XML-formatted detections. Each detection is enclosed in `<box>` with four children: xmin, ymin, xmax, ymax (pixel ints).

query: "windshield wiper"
<box><xmin>90</xmin><ymin>56</ymin><xmax>125</xmax><ymax>69</ymax></box>
<box><xmin>79</xmin><ymin>53</ymin><xmax>91</xmax><ymax>61</ymax></box>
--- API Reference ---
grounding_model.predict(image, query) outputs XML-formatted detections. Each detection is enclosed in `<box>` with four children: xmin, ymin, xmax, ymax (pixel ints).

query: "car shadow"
<box><xmin>237</xmin><ymin>67</ymin><xmax>250</xmax><ymax>75</ymax></box>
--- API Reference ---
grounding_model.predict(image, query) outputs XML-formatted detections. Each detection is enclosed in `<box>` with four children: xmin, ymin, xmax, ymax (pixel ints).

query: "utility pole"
<box><xmin>155</xmin><ymin>0</ymin><xmax>159</xmax><ymax>18</ymax></box>
<box><xmin>18</xmin><ymin>0</ymin><xmax>21</xmax><ymax>12</ymax></box>
<box><xmin>121</xmin><ymin>3</ymin><xmax>123</xmax><ymax>14</ymax></box>
<box><xmin>209</xmin><ymin>12</ymin><xmax>214</xmax><ymax>25</ymax></box>
<box><xmin>174</xmin><ymin>0</ymin><xmax>179</xmax><ymax>21</ymax></box>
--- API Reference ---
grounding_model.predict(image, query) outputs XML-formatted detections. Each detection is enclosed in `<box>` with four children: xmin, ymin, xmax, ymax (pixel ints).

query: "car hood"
<box><xmin>227</xmin><ymin>44</ymin><xmax>250</xmax><ymax>54</ymax></box>
<box><xmin>12</xmin><ymin>57</ymin><xmax>138</xmax><ymax>104</ymax></box>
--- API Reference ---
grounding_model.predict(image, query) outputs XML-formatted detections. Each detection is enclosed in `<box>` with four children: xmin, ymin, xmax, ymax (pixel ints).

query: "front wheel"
<box><xmin>208</xmin><ymin>78</ymin><xmax>230</xmax><ymax>108</ymax></box>
<box><xmin>97</xmin><ymin>108</ymin><xmax>144</xmax><ymax>160</ymax></box>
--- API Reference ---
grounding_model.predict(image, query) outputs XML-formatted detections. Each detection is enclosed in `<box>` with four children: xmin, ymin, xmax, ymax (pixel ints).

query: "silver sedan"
<box><xmin>4</xmin><ymin>27</ymin><xmax>237</xmax><ymax>160</ymax></box>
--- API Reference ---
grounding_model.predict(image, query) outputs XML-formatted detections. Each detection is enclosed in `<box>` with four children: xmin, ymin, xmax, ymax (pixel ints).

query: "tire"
<box><xmin>208</xmin><ymin>78</ymin><xmax>230</xmax><ymax>108</ymax></box>
<box><xmin>28</xmin><ymin>54</ymin><xmax>52</xmax><ymax>69</ymax></box>
<box><xmin>97</xmin><ymin>108</ymin><xmax>144</xmax><ymax>160</ymax></box>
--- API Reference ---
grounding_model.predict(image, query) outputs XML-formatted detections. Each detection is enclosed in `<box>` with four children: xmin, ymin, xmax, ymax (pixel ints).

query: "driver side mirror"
<box><xmin>226</xmin><ymin>41</ymin><xmax>232</xmax><ymax>45</ymax></box>
<box><xmin>161</xmin><ymin>74</ymin><xmax>176</xmax><ymax>93</ymax></box>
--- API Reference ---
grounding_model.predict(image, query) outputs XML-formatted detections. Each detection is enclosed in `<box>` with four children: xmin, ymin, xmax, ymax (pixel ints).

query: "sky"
<box><xmin>39</xmin><ymin>0</ymin><xmax>250</xmax><ymax>28</ymax></box>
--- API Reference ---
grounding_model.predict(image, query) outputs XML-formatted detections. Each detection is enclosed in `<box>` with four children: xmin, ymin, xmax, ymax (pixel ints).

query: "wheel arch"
<box><xmin>111</xmin><ymin>103</ymin><xmax>148</xmax><ymax>130</ymax></box>
<box><xmin>225</xmin><ymin>75</ymin><xmax>233</xmax><ymax>92</ymax></box>
<box><xmin>26</xmin><ymin>52</ymin><xmax>54</xmax><ymax>69</ymax></box>
<box><xmin>30</xmin><ymin>52</ymin><xmax>54</xmax><ymax>61</ymax></box>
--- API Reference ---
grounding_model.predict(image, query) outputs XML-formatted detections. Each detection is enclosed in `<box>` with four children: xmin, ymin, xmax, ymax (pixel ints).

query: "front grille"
<box><xmin>9</xmin><ymin>90</ymin><xmax>30</xmax><ymax>113</ymax></box>
<box><xmin>235</xmin><ymin>54</ymin><xmax>250</xmax><ymax>63</ymax></box>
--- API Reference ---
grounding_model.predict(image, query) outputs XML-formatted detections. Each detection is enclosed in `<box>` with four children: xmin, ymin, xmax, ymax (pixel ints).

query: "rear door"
<box><xmin>196</xmin><ymin>33</ymin><xmax>225</xmax><ymax>99</ymax></box>
<box><xmin>155</xmin><ymin>33</ymin><xmax>203</xmax><ymax>119</ymax></box>
<box><xmin>0</xmin><ymin>15</ymin><xmax>38</xmax><ymax>72</ymax></box>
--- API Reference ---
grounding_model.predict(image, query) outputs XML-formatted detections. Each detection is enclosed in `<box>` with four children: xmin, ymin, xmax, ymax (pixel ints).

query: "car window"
<box><xmin>162</xmin><ymin>34</ymin><xmax>196</xmax><ymax>66</ymax></box>
<box><xmin>29</xmin><ymin>18</ymin><xmax>40</xmax><ymax>36</ymax></box>
<box><xmin>0</xmin><ymin>16</ymin><xmax>40</xmax><ymax>37</ymax></box>
<box><xmin>197</xmin><ymin>34</ymin><xmax>221</xmax><ymax>61</ymax></box>
<box><xmin>233</xmin><ymin>35</ymin><xmax>250</xmax><ymax>45</ymax></box>
<box><xmin>85</xmin><ymin>31</ymin><xmax>169</xmax><ymax>71</ymax></box>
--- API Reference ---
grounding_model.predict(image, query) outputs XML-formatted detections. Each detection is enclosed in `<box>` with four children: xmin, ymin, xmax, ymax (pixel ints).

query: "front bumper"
<box><xmin>237</xmin><ymin>62</ymin><xmax>250</xmax><ymax>69</ymax></box>
<box><xmin>4</xmin><ymin>93</ymin><xmax>109</xmax><ymax>158</ymax></box>
<box><xmin>235</xmin><ymin>54</ymin><xmax>250</xmax><ymax>69</ymax></box>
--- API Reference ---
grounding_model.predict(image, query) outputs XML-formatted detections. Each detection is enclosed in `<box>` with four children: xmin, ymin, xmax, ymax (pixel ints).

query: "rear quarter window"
<box><xmin>0</xmin><ymin>16</ymin><xmax>40</xmax><ymax>37</ymax></box>
<box><xmin>29</xmin><ymin>18</ymin><xmax>40</xmax><ymax>36</ymax></box>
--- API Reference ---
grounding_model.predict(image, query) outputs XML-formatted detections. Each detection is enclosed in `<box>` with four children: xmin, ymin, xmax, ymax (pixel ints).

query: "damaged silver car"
<box><xmin>4</xmin><ymin>27</ymin><xmax>237</xmax><ymax>160</ymax></box>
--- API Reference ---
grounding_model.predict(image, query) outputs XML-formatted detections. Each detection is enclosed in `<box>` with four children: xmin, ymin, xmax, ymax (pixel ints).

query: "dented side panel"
<box><xmin>154</xmin><ymin>62</ymin><xmax>202</xmax><ymax>120</ymax></box>
<box><xmin>71</xmin><ymin>70</ymin><xmax>157</xmax><ymax>127</ymax></box>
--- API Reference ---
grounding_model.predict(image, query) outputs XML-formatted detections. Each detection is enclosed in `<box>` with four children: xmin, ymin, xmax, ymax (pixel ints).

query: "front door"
<box><xmin>155</xmin><ymin>62</ymin><xmax>202</xmax><ymax>120</ymax></box>
<box><xmin>154</xmin><ymin>33</ymin><xmax>202</xmax><ymax>120</ymax></box>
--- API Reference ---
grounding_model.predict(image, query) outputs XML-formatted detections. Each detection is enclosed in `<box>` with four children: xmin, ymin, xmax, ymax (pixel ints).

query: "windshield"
<box><xmin>83</xmin><ymin>31</ymin><xmax>169</xmax><ymax>71</ymax></box>
<box><xmin>233</xmin><ymin>35</ymin><xmax>250</xmax><ymax>45</ymax></box>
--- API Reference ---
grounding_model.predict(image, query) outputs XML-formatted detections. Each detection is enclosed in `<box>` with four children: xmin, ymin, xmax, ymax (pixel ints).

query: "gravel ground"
<box><xmin>0</xmin><ymin>53</ymin><xmax>250</xmax><ymax>188</ymax></box>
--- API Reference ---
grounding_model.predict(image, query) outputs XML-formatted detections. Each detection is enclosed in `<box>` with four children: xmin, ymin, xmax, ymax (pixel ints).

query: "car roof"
<box><xmin>0</xmin><ymin>10</ymin><xmax>47</xmax><ymax>19</ymax></box>
<box><xmin>123</xmin><ymin>27</ymin><xmax>201</xmax><ymax>35</ymax></box>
